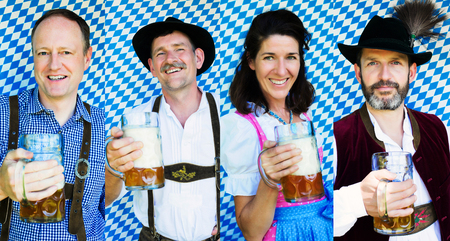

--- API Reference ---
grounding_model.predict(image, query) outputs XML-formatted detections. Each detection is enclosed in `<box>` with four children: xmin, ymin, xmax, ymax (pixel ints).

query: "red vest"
<box><xmin>334</xmin><ymin>104</ymin><xmax>450</xmax><ymax>241</ymax></box>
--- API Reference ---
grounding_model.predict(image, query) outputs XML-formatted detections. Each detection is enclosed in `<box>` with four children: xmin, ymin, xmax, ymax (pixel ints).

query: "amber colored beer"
<box><xmin>373</xmin><ymin>205</ymin><xmax>415</xmax><ymax>235</ymax></box>
<box><xmin>124</xmin><ymin>166</ymin><xmax>165</xmax><ymax>189</ymax></box>
<box><xmin>20</xmin><ymin>188</ymin><xmax>65</xmax><ymax>223</ymax></box>
<box><xmin>281</xmin><ymin>172</ymin><xmax>325</xmax><ymax>202</ymax></box>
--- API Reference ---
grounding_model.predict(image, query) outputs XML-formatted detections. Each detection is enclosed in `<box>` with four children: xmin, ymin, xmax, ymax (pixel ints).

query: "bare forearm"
<box><xmin>105</xmin><ymin>169</ymin><xmax>124</xmax><ymax>207</ymax></box>
<box><xmin>236</xmin><ymin>180</ymin><xmax>279</xmax><ymax>240</ymax></box>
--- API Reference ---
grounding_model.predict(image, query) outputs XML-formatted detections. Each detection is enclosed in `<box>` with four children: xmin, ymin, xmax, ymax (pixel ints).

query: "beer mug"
<box><xmin>121</xmin><ymin>112</ymin><xmax>164</xmax><ymax>190</ymax></box>
<box><xmin>259</xmin><ymin>121</ymin><xmax>325</xmax><ymax>203</ymax></box>
<box><xmin>18</xmin><ymin>134</ymin><xmax>65</xmax><ymax>223</ymax></box>
<box><xmin>372</xmin><ymin>152</ymin><xmax>415</xmax><ymax>235</ymax></box>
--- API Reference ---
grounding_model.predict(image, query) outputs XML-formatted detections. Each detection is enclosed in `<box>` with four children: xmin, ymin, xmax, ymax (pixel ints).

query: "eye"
<box><xmin>287</xmin><ymin>55</ymin><xmax>297</xmax><ymax>60</ymax></box>
<box><xmin>176</xmin><ymin>48</ymin><xmax>184</xmax><ymax>52</ymax></box>
<box><xmin>62</xmin><ymin>51</ymin><xmax>71</xmax><ymax>55</ymax></box>
<box><xmin>37</xmin><ymin>52</ymin><xmax>48</xmax><ymax>56</ymax></box>
<box><xmin>263</xmin><ymin>56</ymin><xmax>274</xmax><ymax>60</ymax></box>
<box><xmin>367</xmin><ymin>62</ymin><xmax>377</xmax><ymax>66</ymax></box>
<box><xmin>392</xmin><ymin>61</ymin><xmax>401</xmax><ymax>65</ymax></box>
<box><xmin>155</xmin><ymin>52</ymin><xmax>165</xmax><ymax>57</ymax></box>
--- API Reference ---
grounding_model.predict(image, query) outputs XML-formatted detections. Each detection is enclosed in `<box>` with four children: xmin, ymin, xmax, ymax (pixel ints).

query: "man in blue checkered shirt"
<box><xmin>0</xmin><ymin>9</ymin><xmax>105</xmax><ymax>240</ymax></box>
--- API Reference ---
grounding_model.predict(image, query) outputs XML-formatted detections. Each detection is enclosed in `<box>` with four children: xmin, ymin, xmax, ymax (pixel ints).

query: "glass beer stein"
<box><xmin>18</xmin><ymin>134</ymin><xmax>65</xmax><ymax>223</ymax></box>
<box><xmin>121</xmin><ymin>112</ymin><xmax>164</xmax><ymax>190</ymax></box>
<box><xmin>259</xmin><ymin>121</ymin><xmax>325</xmax><ymax>203</ymax></box>
<box><xmin>372</xmin><ymin>152</ymin><xmax>415</xmax><ymax>235</ymax></box>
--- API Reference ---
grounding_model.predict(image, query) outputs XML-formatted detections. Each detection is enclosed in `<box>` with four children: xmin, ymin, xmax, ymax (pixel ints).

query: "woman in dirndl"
<box><xmin>221</xmin><ymin>9</ymin><xmax>333</xmax><ymax>241</ymax></box>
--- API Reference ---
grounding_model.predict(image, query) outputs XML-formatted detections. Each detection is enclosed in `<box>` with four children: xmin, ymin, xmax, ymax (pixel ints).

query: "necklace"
<box><xmin>260</xmin><ymin>104</ymin><xmax>293</xmax><ymax>125</ymax></box>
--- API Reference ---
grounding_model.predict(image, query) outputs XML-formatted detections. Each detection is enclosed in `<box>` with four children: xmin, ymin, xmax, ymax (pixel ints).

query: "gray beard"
<box><xmin>360</xmin><ymin>75</ymin><xmax>409</xmax><ymax>110</ymax></box>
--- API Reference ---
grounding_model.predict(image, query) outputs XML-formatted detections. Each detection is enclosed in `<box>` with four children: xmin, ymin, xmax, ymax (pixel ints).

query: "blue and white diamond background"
<box><xmin>1</xmin><ymin>0</ymin><xmax>450</xmax><ymax>240</ymax></box>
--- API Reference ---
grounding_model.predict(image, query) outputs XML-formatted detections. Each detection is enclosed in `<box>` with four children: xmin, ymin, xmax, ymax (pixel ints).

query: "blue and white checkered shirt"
<box><xmin>0</xmin><ymin>88</ymin><xmax>105</xmax><ymax>240</ymax></box>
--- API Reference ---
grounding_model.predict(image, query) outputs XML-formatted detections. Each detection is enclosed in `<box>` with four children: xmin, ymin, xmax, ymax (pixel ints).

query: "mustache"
<box><xmin>161</xmin><ymin>62</ymin><xmax>187</xmax><ymax>72</ymax></box>
<box><xmin>370</xmin><ymin>80</ymin><xmax>399</xmax><ymax>90</ymax></box>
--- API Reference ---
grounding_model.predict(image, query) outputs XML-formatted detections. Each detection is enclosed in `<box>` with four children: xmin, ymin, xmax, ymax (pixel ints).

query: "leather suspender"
<box><xmin>0</xmin><ymin>96</ymin><xmax>91</xmax><ymax>241</ymax></box>
<box><xmin>148</xmin><ymin>93</ymin><xmax>220</xmax><ymax>240</ymax></box>
<box><xmin>0</xmin><ymin>95</ymin><xmax>18</xmax><ymax>241</ymax></box>
<box><xmin>67</xmin><ymin>102</ymin><xmax>91</xmax><ymax>241</ymax></box>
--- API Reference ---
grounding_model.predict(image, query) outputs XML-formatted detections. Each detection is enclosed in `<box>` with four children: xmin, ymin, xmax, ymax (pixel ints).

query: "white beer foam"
<box><xmin>123</xmin><ymin>127</ymin><xmax>163</xmax><ymax>168</ymax></box>
<box><xmin>279</xmin><ymin>136</ymin><xmax>320</xmax><ymax>176</ymax></box>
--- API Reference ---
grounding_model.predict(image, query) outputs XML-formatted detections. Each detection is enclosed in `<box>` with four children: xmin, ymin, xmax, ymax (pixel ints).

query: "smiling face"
<box><xmin>355</xmin><ymin>48</ymin><xmax>417</xmax><ymax>110</ymax></box>
<box><xmin>148</xmin><ymin>31</ymin><xmax>204</xmax><ymax>94</ymax></box>
<box><xmin>249</xmin><ymin>34</ymin><xmax>300</xmax><ymax>107</ymax></box>
<box><xmin>32</xmin><ymin>15</ymin><xmax>92</xmax><ymax>103</ymax></box>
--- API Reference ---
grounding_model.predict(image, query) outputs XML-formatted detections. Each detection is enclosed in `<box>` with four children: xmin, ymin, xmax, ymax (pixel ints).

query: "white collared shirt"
<box><xmin>117</xmin><ymin>90</ymin><xmax>219</xmax><ymax>241</ymax></box>
<box><xmin>333</xmin><ymin>105</ymin><xmax>447</xmax><ymax>240</ymax></box>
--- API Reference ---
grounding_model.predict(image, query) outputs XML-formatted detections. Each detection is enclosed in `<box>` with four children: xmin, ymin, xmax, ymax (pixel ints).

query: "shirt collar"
<box><xmin>366</xmin><ymin>105</ymin><xmax>413</xmax><ymax>147</ymax></box>
<box><xmin>27</xmin><ymin>87</ymin><xmax>91</xmax><ymax>123</ymax></box>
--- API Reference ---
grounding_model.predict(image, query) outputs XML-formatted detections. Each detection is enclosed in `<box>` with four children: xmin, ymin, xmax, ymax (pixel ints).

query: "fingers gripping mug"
<box><xmin>372</xmin><ymin>151</ymin><xmax>415</xmax><ymax>235</ymax></box>
<box><xmin>18</xmin><ymin>133</ymin><xmax>65</xmax><ymax>223</ymax></box>
<box><xmin>115</xmin><ymin>112</ymin><xmax>165</xmax><ymax>190</ymax></box>
<box><xmin>259</xmin><ymin>121</ymin><xmax>325</xmax><ymax>203</ymax></box>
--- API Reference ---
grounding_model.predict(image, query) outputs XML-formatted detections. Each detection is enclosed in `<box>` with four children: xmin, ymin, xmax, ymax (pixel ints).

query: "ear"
<box><xmin>354</xmin><ymin>63</ymin><xmax>362</xmax><ymax>84</ymax></box>
<box><xmin>84</xmin><ymin>47</ymin><xmax>93</xmax><ymax>71</ymax></box>
<box><xmin>148</xmin><ymin>58</ymin><xmax>157</xmax><ymax>77</ymax></box>
<box><xmin>195</xmin><ymin>48</ymin><xmax>205</xmax><ymax>70</ymax></box>
<box><xmin>409</xmin><ymin>63</ymin><xmax>417</xmax><ymax>83</ymax></box>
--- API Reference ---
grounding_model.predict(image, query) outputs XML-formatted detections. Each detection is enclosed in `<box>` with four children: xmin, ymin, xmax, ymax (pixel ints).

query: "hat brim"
<box><xmin>338</xmin><ymin>43</ymin><xmax>432</xmax><ymax>66</ymax></box>
<box><xmin>132</xmin><ymin>20</ymin><xmax>215</xmax><ymax>76</ymax></box>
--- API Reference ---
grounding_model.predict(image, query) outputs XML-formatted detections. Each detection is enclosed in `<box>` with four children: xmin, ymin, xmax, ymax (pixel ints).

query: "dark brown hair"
<box><xmin>31</xmin><ymin>9</ymin><xmax>90</xmax><ymax>55</ymax></box>
<box><xmin>229</xmin><ymin>9</ymin><xmax>314</xmax><ymax>115</ymax></box>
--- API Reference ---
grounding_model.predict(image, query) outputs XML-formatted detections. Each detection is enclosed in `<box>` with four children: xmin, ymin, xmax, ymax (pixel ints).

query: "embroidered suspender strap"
<box><xmin>205</xmin><ymin>92</ymin><xmax>220</xmax><ymax>240</ymax></box>
<box><xmin>0</xmin><ymin>95</ymin><xmax>19</xmax><ymax>241</ymax></box>
<box><xmin>147</xmin><ymin>94</ymin><xmax>220</xmax><ymax>240</ymax></box>
<box><xmin>148</xmin><ymin>95</ymin><xmax>162</xmax><ymax>239</ymax></box>
<box><xmin>407</xmin><ymin>202</ymin><xmax>437</xmax><ymax>235</ymax></box>
<box><xmin>67</xmin><ymin>102</ymin><xmax>91</xmax><ymax>241</ymax></box>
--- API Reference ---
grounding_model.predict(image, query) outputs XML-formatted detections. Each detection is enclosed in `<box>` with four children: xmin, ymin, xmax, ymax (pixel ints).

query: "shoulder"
<box><xmin>129</xmin><ymin>96</ymin><xmax>159</xmax><ymax>113</ymax></box>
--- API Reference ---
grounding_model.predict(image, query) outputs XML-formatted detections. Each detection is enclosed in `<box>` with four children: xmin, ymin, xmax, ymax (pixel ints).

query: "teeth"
<box><xmin>270</xmin><ymin>78</ymin><xmax>288</xmax><ymax>85</ymax></box>
<box><xmin>48</xmin><ymin>75</ymin><xmax>66</xmax><ymax>80</ymax></box>
<box><xmin>166</xmin><ymin>68</ymin><xmax>182</xmax><ymax>74</ymax></box>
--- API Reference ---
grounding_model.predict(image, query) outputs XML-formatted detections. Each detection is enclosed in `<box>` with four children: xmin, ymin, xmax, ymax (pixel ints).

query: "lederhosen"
<box><xmin>143</xmin><ymin>93</ymin><xmax>220</xmax><ymax>241</ymax></box>
<box><xmin>0</xmin><ymin>95</ymin><xmax>92</xmax><ymax>241</ymax></box>
<box><xmin>334</xmin><ymin>103</ymin><xmax>449</xmax><ymax>241</ymax></box>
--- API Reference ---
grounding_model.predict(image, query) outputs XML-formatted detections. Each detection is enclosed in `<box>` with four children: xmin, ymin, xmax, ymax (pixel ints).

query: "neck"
<box><xmin>366</xmin><ymin>102</ymin><xmax>405</xmax><ymax>147</ymax></box>
<box><xmin>266</xmin><ymin>98</ymin><xmax>291</xmax><ymax>124</ymax></box>
<box><xmin>162</xmin><ymin>85</ymin><xmax>202</xmax><ymax>127</ymax></box>
<box><xmin>38</xmin><ymin>90</ymin><xmax>77</xmax><ymax>127</ymax></box>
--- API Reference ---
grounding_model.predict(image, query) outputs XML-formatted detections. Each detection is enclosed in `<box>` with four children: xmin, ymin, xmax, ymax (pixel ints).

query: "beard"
<box><xmin>360</xmin><ymin>75</ymin><xmax>409</xmax><ymax>110</ymax></box>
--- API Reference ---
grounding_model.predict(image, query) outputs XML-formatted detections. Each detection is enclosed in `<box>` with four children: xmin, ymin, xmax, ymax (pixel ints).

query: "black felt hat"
<box><xmin>132</xmin><ymin>17</ymin><xmax>215</xmax><ymax>76</ymax></box>
<box><xmin>338</xmin><ymin>15</ymin><xmax>432</xmax><ymax>66</ymax></box>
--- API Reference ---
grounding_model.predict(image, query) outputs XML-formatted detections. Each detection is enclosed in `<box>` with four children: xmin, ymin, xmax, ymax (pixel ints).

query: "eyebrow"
<box><xmin>261</xmin><ymin>52</ymin><xmax>299</xmax><ymax>55</ymax></box>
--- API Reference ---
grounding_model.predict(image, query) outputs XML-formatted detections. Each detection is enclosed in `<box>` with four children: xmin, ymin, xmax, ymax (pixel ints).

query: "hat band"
<box><xmin>359</xmin><ymin>38</ymin><xmax>414</xmax><ymax>54</ymax></box>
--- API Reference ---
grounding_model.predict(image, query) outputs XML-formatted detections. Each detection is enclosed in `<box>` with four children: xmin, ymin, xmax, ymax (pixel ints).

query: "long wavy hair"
<box><xmin>229</xmin><ymin>9</ymin><xmax>314</xmax><ymax>115</ymax></box>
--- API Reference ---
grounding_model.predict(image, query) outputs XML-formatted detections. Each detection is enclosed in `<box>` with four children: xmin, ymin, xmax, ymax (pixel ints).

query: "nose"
<box><xmin>166</xmin><ymin>50</ymin><xmax>178</xmax><ymax>63</ymax></box>
<box><xmin>274</xmin><ymin>59</ymin><xmax>287</xmax><ymax>76</ymax></box>
<box><xmin>49</xmin><ymin>52</ymin><xmax>62</xmax><ymax>70</ymax></box>
<box><xmin>379</xmin><ymin>63</ymin><xmax>392</xmax><ymax>81</ymax></box>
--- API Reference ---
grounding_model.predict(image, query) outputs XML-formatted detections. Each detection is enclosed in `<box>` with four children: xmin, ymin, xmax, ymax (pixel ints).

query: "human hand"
<box><xmin>106</xmin><ymin>126</ymin><xmax>143</xmax><ymax>173</ymax></box>
<box><xmin>0</xmin><ymin>148</ymin><xmax>64</xmax><ymax>202</ymax></box>
<box><xmin>211</xmin><ymin>225</ymin><xmax>219</xmax><ymax>240</ymax></box>
<box><xmin>361</xmin><ymin>170</ymin><xmax>416</xmax><ymax>218</ymax></box>
<box><xmin>260</xmin><ymin>140</ymin><xmax>302</xmax><ymax>183</ymax></box>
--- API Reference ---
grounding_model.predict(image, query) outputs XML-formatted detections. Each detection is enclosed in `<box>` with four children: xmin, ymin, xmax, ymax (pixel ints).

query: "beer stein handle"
<box><xmin>14</xmin><ymin>159</ymin><xmax>27</xmax><ymax>202</ymax></box>
<box><xmin>257</xmin><ymin>149</ymin><xmax>279</xmax><ymax>190</ymax></box>
<box><xmin>105</xmin><ymin>136</ymin><xmax>124</xmax><ymax>179</ymax></box>
<box><xmin>377</xmin><ymin>179</ymin><xmax>389</xmax><ymax>222</ymax></box>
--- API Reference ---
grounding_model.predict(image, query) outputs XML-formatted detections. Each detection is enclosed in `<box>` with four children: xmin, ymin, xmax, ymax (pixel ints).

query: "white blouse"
<box><xmin>221</xmin><ymin>105</ymin><xmax>322</xmax><ymax>196</ymax></box>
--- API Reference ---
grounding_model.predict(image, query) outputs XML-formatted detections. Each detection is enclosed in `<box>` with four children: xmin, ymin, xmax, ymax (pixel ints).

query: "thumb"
<box><xmin>262</xmin><ymin>140</ymin><xmax>277</xmax><ymax>149</ymax></box>
<box><xmin>372</xmin><ymin>169</ymin><xmax>396</xmax><ymax>181</ymax></box>
<box><xmin>110</xmin><ymin>126</ymin><xmax>123</xmax><ymax>138</ymax></box>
